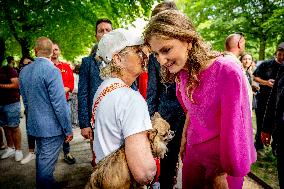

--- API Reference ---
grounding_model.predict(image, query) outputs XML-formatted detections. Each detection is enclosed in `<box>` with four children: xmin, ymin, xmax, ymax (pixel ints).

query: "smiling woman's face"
<box><xmin>241</xmin><ymin>54</ymin><xmax>252</xmax><ymax>69</ymax></box>
<box><xmin>149</xmin><ymin>36</ymin><xmax>190</xmax><ymax>73</ymax></box>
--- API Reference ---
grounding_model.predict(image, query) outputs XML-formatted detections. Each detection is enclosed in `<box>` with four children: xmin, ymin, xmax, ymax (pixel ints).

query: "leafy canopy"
<box><xmin>0</xmin><ymin>0</ymin><xmax>155</xmax><ymax>61</ymax></box>
<box><xmin>176</xmin><ymin>0</ymin><xmax>284</xmax><ymax>60</ymax></box>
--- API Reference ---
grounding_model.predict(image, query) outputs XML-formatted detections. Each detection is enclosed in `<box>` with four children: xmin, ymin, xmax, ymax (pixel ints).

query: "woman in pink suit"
<box><xmin>144</xmin><ymin>10</ymin><xmax>256</xmax><ymax>189</ymax></box>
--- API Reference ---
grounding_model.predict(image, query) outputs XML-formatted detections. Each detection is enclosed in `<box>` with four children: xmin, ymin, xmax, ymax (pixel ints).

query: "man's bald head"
<box><xmin>225</xmin><ymin>33</ymin><xmax>245</xmax><ymax>56</ymax></box>
<box><xmin>35</xmin><ymin>37</ymin><xmax>53</xmax><ymax>58</ymax></box>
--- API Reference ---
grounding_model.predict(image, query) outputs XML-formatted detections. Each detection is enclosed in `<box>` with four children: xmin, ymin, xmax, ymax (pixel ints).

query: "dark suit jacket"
<box><xmin>78</xmin><ymin>53</ymin><xmax>103</xmax><ymax>129</ymax></box>
<box><xmin>263</xmin><ymin>64</ymin><xmax>284</xmax><ymax>146</ymax></box>
<box><xmin>146</xmin><ymin>54</ymin><xmax>185</xmax><ymax>131</ymax></box>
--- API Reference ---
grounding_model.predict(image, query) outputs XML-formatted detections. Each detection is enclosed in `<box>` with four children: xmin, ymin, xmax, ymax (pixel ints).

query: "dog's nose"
<box><xmin>166</xmin><ymin>130</ymin><xmax>175</xmax><ymax>141</ymax></box>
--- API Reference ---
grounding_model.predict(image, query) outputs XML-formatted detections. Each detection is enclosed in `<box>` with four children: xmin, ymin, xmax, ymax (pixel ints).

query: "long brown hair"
<box><xmin>144</xmin><ymin>10</ymin><xmax>218</xmax><ymax>102</ymax></box>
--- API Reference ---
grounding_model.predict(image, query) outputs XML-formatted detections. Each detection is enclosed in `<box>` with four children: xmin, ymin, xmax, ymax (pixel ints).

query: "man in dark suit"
<box><xmin>77</xmin><ymin>18</ymin><xmax>112</xmax><ymax>166</ymax></box>
<box><xmin>19</xmin><ymin>37</ymin><xmax>73</xmax><ymax>189</ymax></box>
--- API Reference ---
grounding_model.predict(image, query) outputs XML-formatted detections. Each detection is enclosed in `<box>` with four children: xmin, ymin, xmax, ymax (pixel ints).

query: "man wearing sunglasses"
<box><xmin>225</xmin><ymin>32</ymin><xmax>246</xmax><ymax>60</ymax></box>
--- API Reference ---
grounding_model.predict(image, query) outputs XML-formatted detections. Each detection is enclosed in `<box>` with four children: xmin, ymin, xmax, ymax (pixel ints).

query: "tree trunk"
<box><xmin>259</xmin><ymin>35</ymin><xmax>267</xmax><ymax>60</ymax></box>
<box><xmin>0</xmin><ymin>36</ymin><xmax>6</xmax><ymax>66</ymax></box>
<box><xmin>19</xmin><ymin>38</ymin><xmax>31</xmax><ymax>57</ymax></box>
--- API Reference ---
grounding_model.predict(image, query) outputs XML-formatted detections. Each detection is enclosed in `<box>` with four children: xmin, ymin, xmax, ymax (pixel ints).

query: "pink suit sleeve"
<box><xmin>219</xmin><ymin>63</ymin><xmax>256</xmax><ymax>177</ymax></box>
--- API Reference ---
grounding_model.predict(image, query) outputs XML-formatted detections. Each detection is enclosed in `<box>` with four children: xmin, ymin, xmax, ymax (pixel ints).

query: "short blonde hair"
<box><xmin>99</xmin><ymin>59</ymin><xmax>123</xmax><ymax>79</ymax></box>
<box><xmin>97</xmin><ymin>47</ymin><xmax>136</xmax><ymax>79</ymax></box>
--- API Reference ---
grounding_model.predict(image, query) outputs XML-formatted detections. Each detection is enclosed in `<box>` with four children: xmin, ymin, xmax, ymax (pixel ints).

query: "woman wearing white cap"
<box><xmin>90</xmin><ymin>28</ymin><xmax>156</xmax><ymax>185</ymax></box>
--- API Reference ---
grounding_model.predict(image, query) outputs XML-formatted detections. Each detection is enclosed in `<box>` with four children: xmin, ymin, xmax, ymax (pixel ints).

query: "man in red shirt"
<box><xmin>52</xmin><ymin>43</ymin><xmax>74</xmax><ymax>100</ymax></box>
<box><xmin>51</xmin><ymin>43</ymin><xmax>75</xmax><ymax>164</ymax></box>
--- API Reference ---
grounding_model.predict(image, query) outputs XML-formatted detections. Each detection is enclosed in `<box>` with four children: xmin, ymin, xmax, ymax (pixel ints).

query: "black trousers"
<box><xmin>277</xmin><ymin>143</ymin><xmax>283</xmax><ymax>189</ymax></box>
<box><xmin>255</xmin><ymin>106</ymin><xmax>265</xmax><ymax>150</ymax></box>
<box><xmin>159</xmin><ymin>113</ymin><xmax>185</xmax><ymax>189</ymax></box>
<box><xmin>255</xmin><ymin>94</ymin><xmax>269</xmax><ymax>150</ymax></box>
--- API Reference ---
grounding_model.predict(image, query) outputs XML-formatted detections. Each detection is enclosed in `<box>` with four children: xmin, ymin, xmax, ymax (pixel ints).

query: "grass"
<box><xmin>251</xmin><ymin>147</ymin><xmax>279</xmax><ymax>188</ymax></box>
<box><xmin>251</xmin><ymin>111</ymin><xmax>279</xmax><ymax>189</ymax></box>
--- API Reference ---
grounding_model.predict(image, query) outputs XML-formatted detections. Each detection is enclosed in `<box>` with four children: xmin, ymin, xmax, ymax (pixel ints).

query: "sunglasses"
<box><xmin>234</xmin><ymin>32</ymin><xmax>244</xmax><ymax>44</ymax></box>
<box><xmin>120</xmin><ymin>47</ymin><xmax>147</xmax><ymax>59</ymax></box>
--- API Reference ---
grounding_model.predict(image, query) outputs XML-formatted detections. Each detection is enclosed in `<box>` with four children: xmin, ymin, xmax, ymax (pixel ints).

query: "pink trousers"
<box><xmin>182</xmin><ymin>138</ymin><xmax>244</xmax><ymax>189</ymax></box>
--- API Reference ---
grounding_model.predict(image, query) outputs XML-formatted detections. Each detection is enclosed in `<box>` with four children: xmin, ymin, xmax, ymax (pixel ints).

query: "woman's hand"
<box><xmin>261</xmin><ymin>132</ymin><xmax>271</xmax><ymax>146</ymax></box>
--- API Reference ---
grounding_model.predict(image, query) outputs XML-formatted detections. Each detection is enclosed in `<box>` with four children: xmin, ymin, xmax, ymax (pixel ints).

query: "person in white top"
<box><xmin>70</xmin><ymin>65</ymin><xmax>79</xmax><ymax>127</ymax></box>
<box><xmin>92</xmin><ymin>28</ymin><xmax>157</xmax><ymax>185</ymax></box>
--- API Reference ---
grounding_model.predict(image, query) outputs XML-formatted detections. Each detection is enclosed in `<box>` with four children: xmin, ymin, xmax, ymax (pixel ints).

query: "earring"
<box><xmin>142</xmin><ymin>60</ymin><xmax>147</xmax><ymax>71</ymax></box>
<box><xmin>187</xmin><ymin>42</ymin><xmax>193</xmax><ymax>52</ymax></box>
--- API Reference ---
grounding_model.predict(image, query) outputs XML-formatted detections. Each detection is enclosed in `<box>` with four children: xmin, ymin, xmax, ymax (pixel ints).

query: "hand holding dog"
<box><xmin>85</xmin><ymin>113</ymin><xmax>172</xmax><ymax>189</ymax></box>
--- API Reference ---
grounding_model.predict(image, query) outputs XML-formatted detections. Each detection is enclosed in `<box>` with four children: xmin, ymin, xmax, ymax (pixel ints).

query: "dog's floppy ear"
<box><xmin>152</xmin><ymin>112</ymin><xmax>162</xmax><ymax>121</ymax></box>
<box><xmin>148</xmin><ymin>129</ymin><xmax>158</xmax><ymax>141</ymax></box>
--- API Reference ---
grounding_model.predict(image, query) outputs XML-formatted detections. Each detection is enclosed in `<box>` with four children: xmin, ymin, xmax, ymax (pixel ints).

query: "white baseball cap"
<box><xmin>96</xmin><ymin>28</ymin><xmax>144</xmax><ymax>63</ymax></box>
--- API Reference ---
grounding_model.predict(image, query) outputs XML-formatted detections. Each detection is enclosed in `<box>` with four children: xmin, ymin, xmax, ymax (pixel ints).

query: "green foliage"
<box><xmin>0</xmin><ymin>0</ymin><xmax>155</xmax><ymax>61</ymax></box>
<box><xmin>249</xmin><ymin>111</ymin><xmax>279</xmax><ymax>188</ymax></box>
<box><xmin>251</xmin><ymin>147</ymin><xmax>279</xmax><ymax>189</ymax></box>
<box><xmin>263</xmin><ymin>6</ymin><xmax>284</xmax><ymax>41</ymax></box>
<box><xmin>176</xmin><ymin>0</ymin><xmax>284</xmax><ymax>60</ymax></box>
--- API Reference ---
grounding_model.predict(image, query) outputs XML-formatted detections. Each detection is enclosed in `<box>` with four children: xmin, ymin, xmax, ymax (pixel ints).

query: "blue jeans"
<box><xmin>35</xmin><ymin>135</ymin><xmax>64</xmax><ymax>189</ymax></box>
<box><xmin>0</xmin><ymin>102</ymin><xmax>20</xmax><ymax>127</ymax></box>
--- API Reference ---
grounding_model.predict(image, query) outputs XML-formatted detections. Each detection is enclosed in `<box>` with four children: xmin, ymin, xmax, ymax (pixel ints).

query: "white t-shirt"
<box><xmin>92</xmin><ymin>78</ymin><xmax>152</xmax><ymax>163</ymax></box>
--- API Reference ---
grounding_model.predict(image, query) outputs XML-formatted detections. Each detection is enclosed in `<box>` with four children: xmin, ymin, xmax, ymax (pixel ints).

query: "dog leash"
<box><xmin>90</xmin><ymin>82</ymin><xmax>129</xmax><ymax>166</ymax></box>
<box><xmin>148</xmin><ymin>157</ymin><xmax>161</xmax><ymax>189</ymax></box>
<box><xmin>153</xmin><ymin>157</ymin><xmax>161</xmax><ymax>182</ymax></box>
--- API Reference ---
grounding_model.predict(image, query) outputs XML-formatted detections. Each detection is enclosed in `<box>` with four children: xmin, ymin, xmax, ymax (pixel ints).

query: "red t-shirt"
<box><xmin>55</xmin><ymin>62</ymin><xmax>74</xmax><ymax>100</ymax></box>
<box><xmin>0</xmin><ymin>66</ymin><xmax>20</xmax><ymax>105</ymax></box>
<box><xmin>138</xmin><ymin>71</ymin><xmax>148</xmax><ymax>99</ymax></box>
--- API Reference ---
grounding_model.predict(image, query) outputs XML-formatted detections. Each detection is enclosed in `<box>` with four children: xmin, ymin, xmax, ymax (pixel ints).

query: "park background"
<box><xmin>0</xmin><ymin>0</ymin><xmax>283</xmax><ymax>65</ymax></box>
<box><xmin>0</xmin><ymin>0</ymin><xmax>283</xmax><ymax>188</ymax></box>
